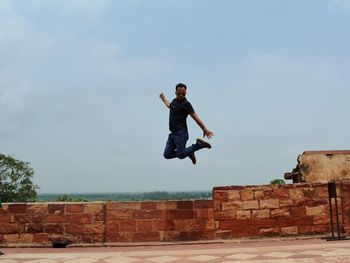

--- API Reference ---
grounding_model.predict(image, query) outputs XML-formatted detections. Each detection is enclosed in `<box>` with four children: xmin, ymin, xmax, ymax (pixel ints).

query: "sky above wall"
<box><xmin>1</xmin><ymin>0</ymin><xmax>349</xmax><ymax>193</ymax></box>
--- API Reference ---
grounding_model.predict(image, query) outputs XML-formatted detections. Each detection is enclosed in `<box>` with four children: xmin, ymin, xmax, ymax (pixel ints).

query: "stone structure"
<box><xmin>1</xmin><ymin>182</ymin><xmax>350</xmax><ymax>245</ymax></box>
<box><xmin>285</xmin><ymin>150</ymin><xmax>350</xmax><ymax>183</ymax></box>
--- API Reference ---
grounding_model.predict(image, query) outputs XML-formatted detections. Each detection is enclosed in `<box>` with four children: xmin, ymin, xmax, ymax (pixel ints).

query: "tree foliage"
<box><xmin>0</xmin><ymin>154</ymin><xmax>39</xmax><ymax>202</ymax></box>
<box><xmin>270</xmin><ymin>179</ymin><xmax>286</xmax><ymax>185</ymax></box>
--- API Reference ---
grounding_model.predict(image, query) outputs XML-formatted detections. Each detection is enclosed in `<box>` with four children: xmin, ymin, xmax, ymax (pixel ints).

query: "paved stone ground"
<box><xmin>1</xmin><ymin>238</ymin><xmax>350</xmax><ymax>262</ymax></box>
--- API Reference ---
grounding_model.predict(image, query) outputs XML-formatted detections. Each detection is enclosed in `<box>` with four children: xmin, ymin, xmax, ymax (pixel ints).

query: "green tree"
<box><xmin>270</xmin><ymin>179</ymin><xmax>286</xmax><ymax>185</ymax></box>
<box><xmin>0</xmin><ymin>154</ymin><xmax>39</xmax><ymax>202</ymax></box>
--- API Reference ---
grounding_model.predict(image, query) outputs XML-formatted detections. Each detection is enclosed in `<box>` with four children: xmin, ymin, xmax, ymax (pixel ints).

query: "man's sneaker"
<box><xmin>188</xmin><ymin>152</ymin><xmax>196</xmax><ymax>165</ymax></box>
<box><xmin>196</xmin><ymin>138</ymin><xmax>211</xmax><ymax>149</ymax></box>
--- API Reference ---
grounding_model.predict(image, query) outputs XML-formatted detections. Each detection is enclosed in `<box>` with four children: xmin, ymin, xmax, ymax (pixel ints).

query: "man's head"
<box><xmin>175</xmin><ymin>83</ymin><xmax>187</xmax><ymax>100</ymax></box>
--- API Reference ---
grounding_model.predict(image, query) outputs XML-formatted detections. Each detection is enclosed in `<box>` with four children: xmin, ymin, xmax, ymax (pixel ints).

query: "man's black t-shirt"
<box><xmin>169</xmin><ymin>98</ymin><xmax>195</xmax><ymax>132</ymax></box>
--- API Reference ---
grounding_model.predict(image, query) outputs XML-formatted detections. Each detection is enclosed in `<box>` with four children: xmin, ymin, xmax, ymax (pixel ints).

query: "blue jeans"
<box><xmin>163</xmin><ymin>130</ymin><xmax>201</xmax><ymax>159</ymax></box>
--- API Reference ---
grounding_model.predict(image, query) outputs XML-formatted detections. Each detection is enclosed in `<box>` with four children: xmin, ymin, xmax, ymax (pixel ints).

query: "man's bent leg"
<box><xmin>163</xmin><ymin>134</ymin><xmax>177</xmax><ymax>159</ymax></box>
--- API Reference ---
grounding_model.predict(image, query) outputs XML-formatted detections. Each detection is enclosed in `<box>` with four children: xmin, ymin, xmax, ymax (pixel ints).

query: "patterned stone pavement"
<box><xmin>1</xmin><ymin>239</ymin><xmax>350</xmax><ymax>262</ymax></box>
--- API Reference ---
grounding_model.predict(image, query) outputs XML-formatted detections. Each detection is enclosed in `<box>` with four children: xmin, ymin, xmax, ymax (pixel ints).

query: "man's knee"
<box><xmin>177</xmin><ymin>151</ymin><xmax>187</xmax><ymax>159</ymax></box>
<box><xmin>163</xmin><ymin>153</ymin><xmax>172</xmax><ymax>159</ymax></box>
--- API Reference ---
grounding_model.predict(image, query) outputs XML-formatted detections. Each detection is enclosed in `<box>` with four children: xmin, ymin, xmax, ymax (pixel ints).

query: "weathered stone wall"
<box><xmin>213</xmin><ymin>183</ymin><xmax>343</xmax><ymax>239</ymax></box>
<box><xmin>0</xmin><ymin>200</ymin><xmax>214</xmax><ymax>244</ymax></box>
<box><xmin>1</xmin><ymin>182</ymin><xmax>350</xmax><ymax>245</ymax></box>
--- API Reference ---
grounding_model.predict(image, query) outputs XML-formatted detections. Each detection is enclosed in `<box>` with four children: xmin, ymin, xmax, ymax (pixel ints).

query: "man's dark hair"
<box><xmin>175</xmin><ymin>83</ymin><xmax>187</xmax><ymax>91</ymax></box>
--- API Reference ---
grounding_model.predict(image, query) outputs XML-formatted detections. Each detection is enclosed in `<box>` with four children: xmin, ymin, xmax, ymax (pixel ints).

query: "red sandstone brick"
<box><xmin>260</xmin><ymin>227</ymin><xmax>280</xmax><ymax>236</ymax></box>
<box><xmin>215</xmin><ymin>230</ymin><xmax>232</xmax><ymax>239</ymax></box>
<box><xmin>0</xmin><ymin>214</ymin><xmax>12</xmax><ymax>223</ymax></box>
<box><xmin>222</xmin><ymin>201</ymin><xmax>243</xmax><ymax>211</ymax></box>
<box><xmin>259</xmin><ymin>199</ymin><xmax>279</xmax><ymax>209</ymax></box>
<box><xmin>291</xmin><ymin>207</ymin><xmax>306</xmax><ymax>217</ymax></box>
<box><xmin>107</xmin><ymin>232</ymin><xmax>134</xmax><ymax>242</ymax></box>
<box><xmin>248</xmin><ymin>218</ymin><xmax>279</xmax><ymax>227</ymax></box>
<box><xmin>254</xmin><ymin>190</ymin><xmax>264</xmax><ymax>200</ymax></box>
<box><xmin>252</xmin><ymin>210</ymin><xmax>270</xmax><ymax>219</ymax></box>
<box><xmin>219</xmin><ymin>219</ymin><xmax>250</xmax><ymax>230</ymax></box>
<box><xmin>14</xmin><ymin>215</ymin><xmax>30</xmax><ymax>224</ymax></box>
<box><xmin>133</xmin><ymin>210</ymin><xmax>164</xmax><ymax>220</ymax></box>
<box><xmin>65</xmin><ymin>224</ymin><xmax>84</xmax><ymax>234</ymax></box>
<box><xmin>106</xmin><ymin>221</ymin><xmax>120</xmax><ymax>232</ymax></box>
<box><xmin>84</xmin><ymin>203</ymin><xmax>104</xmax><ymax>214</ymax></box>
<box><xmin>70</xmin><ymin>214</ymin><xmax>93</xmax><ymax>224</ymax></box>
<box><xmin>278</xmin><ymin>216</ymin><xmax>314</xmax><ymax>227</ymax></box>
<box><xmin>289</xmin><ymin>188</ymin><xmax>304</xmax><ymax>200</ymax></box>
<box><xmin>44</xmin><ymin>224</ymin><xmax>64</xmax><ymax>234</ymax></box>
<box><xmin>133</xmin><ymin>231</ymin><xmax>160</xmax><ymax>242</ymax></box>
<box><xmin>160</xmin><ymin>231</ymin><xmax>180</xmax><ymax>241</ymax></box>
<box><xmin>240</xmin><ymin>190</ymin><xmax>254</xmax><ymax>201</ymax></box>
<box><xmin>141</xmin><ymin>202</ymin><xmax>158</xmax><ymax>210</ymax></box>
<box><xmin>194</xmin><ymin>200</ymin><xmax>213</xmax><ymax>209</ymax></box>
<box><xmin>106</xmin><ymin>202</ymin><xmax>141</xmax><ymax>210</ymax></box>
<box><xmin>137</xmin><ymin>220</ymin><xmax>153</xmax><ymax>231</ymax></box>
<box><xmin>119</xmin><ymin>220</ymin><xmax>136</xmax><ymax>232</ymax></box>
<box><xmin>7</xmin><ymin>204</ymin><xmax>27</xmax><ymax>214</ymax></box>
<box><xmin>48</xmin><ymin>204</ymin><xmax>65</xmax><ymax>214</ymax></box>
<box><xmin>275</xmin><ymin>188</ymin><xmax>290</xmax><ymax>199</ymax></box>
<box><xmin>311</xmin><ymin>225</ymin><xmax>328</xmax><ymax>234</ymax></box>
<box><xmin>214</xmin><ymin>210</ymin><xmax>236</xmax><ymax>220</ymax></box>
<box><xmin>46</xmin><ymin>214</ymin><xmax>69</xmax><ymax>223</ymax></box>
<box><xmin>280</xmin><ymin>199</ymin><xmax>293</xmax><ymax>207</ymax></box>
<box><xmin>153</xmin><ymin>220</ymin><xmax>174</xmax><ymax>231</ymax></box>
<box><xmin>66</xmin><ymin>204</ymin><xmax>84</xmax><ymax>213</ymax></box>
<box><xmin>231</xmin><ymin>226</ymin><xmax>260</xmax><ymax>237</ymax></box>
<box><xmin>27</xmin><ymin>204</ymin><xmax>48</xmax><ymax>214</ymax></box>
<box><xmin>213</xmin><ymin>191</ymin><xmax>229</xmax><ymax>202</ymax></box>
<box><xmin>177</xmin><ymin>201</ymin><xmax>194</xmax><ymax>209</ymax></box>
<box><xmin>263</xmin><ymin>191</ymin><xmax>277</xmax><ymax>199</ymax></box>
<box><xmin>168</xmin><ymin>210</ymin><xmax>197</xmax><ymax>220</ymax></box>
<box><xmin>281</xmin><ymin>226</ymin><xmax>298</xmax><ymax>236</ymax></box>
<box><xmin>0</xmin><ymin>223</ymin><xmax>21</xmax><ymax>234</ymax></box>
<box><xmin>197</xmin><ymin>209</ymin><xmax>214</xmax><ymax>219</ymax></box>
<box><xmin>271</xmin><ymin>209</ymin><xmax>290</xmax><ymax>218</ymax></box>
<box><xmin>26</xmin><ymin>224</ymin><xmax>44</xmax><ymax>233</ymax></box>
<box><xmin>33</xmin><ymin>233</ymin><xmax>49</xmax><ymax>243</ymax></box>
<box><xmin>28</xmin><ymin>214</ymin><xmax>46</xmax><ymax>224</ymax></box>
<box><xmin>108</xmin><ymin>210</ymin><xmax>133</xmax><ymax>220</ymax></box>
<box><xmin>313</xmin><ymin>216</ymin><xmax>330</xmax><ymax>225</ymax></box>
<box><xmin>156</xmin><ymin>201</ymin><xmax>177</xmax><ymax>210</ymax></box>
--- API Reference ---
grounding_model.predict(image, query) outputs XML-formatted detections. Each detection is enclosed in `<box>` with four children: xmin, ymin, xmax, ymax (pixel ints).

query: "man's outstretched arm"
<box><xmin>159</xmin><ymin>93</ymin><xmax>170</xmax><ymax>109</ymax></box>
<box><xmin>190</xmin><ymin>112</ymin><xmax>214</xmax><ymax>139</ymax></box>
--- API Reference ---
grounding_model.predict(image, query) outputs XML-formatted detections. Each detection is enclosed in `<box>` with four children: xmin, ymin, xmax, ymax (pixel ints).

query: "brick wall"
<box><xmin>0</xmin><ymin>200</ymin><xmax>214</xmax><ymax>244</ymax></box>
<box><xmin>1</xmin><ymin>182</ymin><xmax>349</xmax><ymax>245</ymax></box>
<box><xmin>213</xmin><ymin>183</ymin><xmax>342</xmax><ymax>239</ymax></box>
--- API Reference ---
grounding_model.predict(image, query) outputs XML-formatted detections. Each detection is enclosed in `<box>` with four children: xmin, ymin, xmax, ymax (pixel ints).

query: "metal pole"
<box><xmin>328</xmin><ymin>191</ymin><xmax>335</xmax><ymax>238</ymax></box>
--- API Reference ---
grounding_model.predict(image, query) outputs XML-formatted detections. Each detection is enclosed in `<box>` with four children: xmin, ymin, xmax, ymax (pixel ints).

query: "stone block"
<box><xmin>313</xmin><ymin>216</ymin><xmax>330</xmax><ymax>225</ymax></box>
<box><xmin>194</xmin><ymin>200</ymin><xmax>213</xmax><ymax>209</ymax></box>
<box><xmin>26</xmin><ymin>224</ymin><xmax>44</xmax><ymax>233</ymax></box>
<box><xmin>0</xmin><ymin>223</ymin><xmax>21</xmax><ymax>234</ymax></box>
<box><xmin>134</xmin><ymin>231</ymin><xmax>160</xmax><ymax>242</ymax></box>
<box><xmin>281</xmin><ymin>226</ymin><xmax>298</xmax><ymax>235</ymax></box>
<box><xmin>3</xmin><ymin>234</ymin><xmax>33</xmax><ymax>243</ymax></box>
<box><xmin>119</xmin><ymin>220</ymin><xmax>136</xmax><ymax>232</ymax></box>
<box><xmin>84</xmin><ymin>203</ymin><xmax>104</xmax><ymax>214</ymax></box>
<box><xmin>214</xmin><ymin>210</ymin><xmax>236</xmax><ymax>220</ymax></box>
<box><xmin>66</xmin><ymin>204</ymin><xmax>84</xmax><ymax>214</ymax></box>
<box><xmin>106</xmin><ymin>221</ymin><xmax>120</xmax><ymax>232</ymax></box>
<box><xmin>254</xmin><ymin>190</ymin><xmax>264</xmax><ymax>200</ymax></box>
<box><xmin>106</xmin><ymin>202</ymin><xmax>141</xmax><ymax>210</ymax></box>
<box><xmin>46</xmin><ymin>214</ymin><xmax>70</xmax><ymax>223</ymax></box>
<box><xmin>33</xmin><ymin>233</ymin><xmax>49</xmax><ymax>243</ymax></box>
<box><xmin>289</xmin><ymin>188</ymin><xmax>304</xmax><ymax>200</ymax></box>
<box><xmin>108</xmin><ymin>210</ymin><xmax>133</xmax><ymax>220</ymax></box>
<box><xmin>279</xmin><ymin>199</ymin><xmax>293</xmax><ymax>207</ymax></box>
<box><xmin>213</xmin><ymin>191</ymin><xmax>229</xmax><ymax>202</ymax></box>
<box><xmin>291</xmin><ymin>207</ymin><xmax>306</xmax><ymax>217</ymax></box>
<box><xmin>197</xmin><ymin>209</ymin><xmax>214</xmax><ymax>219</ymax></box>
<box><xmin>240</xmin><ymin>190</ymin><xmax>254</xmax><ymax>200</ymax></box>
<box><xmin>259</xmin><ymin>199</ymin><xmax>279</xmax><ymax>209</ymax></box>
<box><xmin>236</xmin><ymin>210</ymin><xmax>251</xmax><ymax>219</ymax></box>
<box><xmin>275</xmin><ymin>188</ymin><xmax>290</xmax><ymax>199</ymax></box>
<box><xmin>243</xmin><ymin>200</ymin><xmax>259</xmax><ymax>210</ymax></box>
<box><xmin>159</xmin><ymin>231</ymin><xmax>180</xmax><ymax>241</ymax></box>
<box><xmin>177</xmin><ymin>201</ymin><xmax>194</xmax><ymax>209</ymax></box>
<box><xmin>0</xmin><ymin>214</ymin><xmax>12</xmax><ymax>223</ymax></box>
<box><xmin>153</xmin><ymin>220</ymin><xmax>174</xmax><ymax>231</ymax></box>
<box><xmin>133</xmin><ymin>210</ymin><xmax>164</xmax><ymax>220</ymax></box>
<box><xmin>252</xmin><ymin>209</ymin><xmax>270</xmax><ymax>219</ymax></box>
<box><xmin>168</xmin><ymin>210</ymin><xmax>197</xmax><ymax>220</ymax></box>
<box><xmin>271</xmin><ymin>209</ymin><xmax>290</xmax><ymax>218</ymax></box>
<box><xmin>107</xmin><ymin>232</ymin><xmax>134</xmax><ymax>242</ymax></box>
<box><xmin>156</xmin><ymin>201</ymin><xmax>177</xmax><ymax>210</ymax></box>
<box><xmin>137</xmin><ymin>220</ymin><xmax>153</xmax><ymax>231</ymax></box>
<box><xmin>27</xmin><ymin>204</ymin><xmax>48</xmax><ymax>215</ymax></box>
<box><xmin>141</xmin><ymin>202</ymin><xmax>158</xmax><ymax>210</ymax></box>
<box><xmin>7</xmin><ymin>204</ymin><xmax>27</xmax><ymax>214</ymax></box>
<box><xmin>278</xmin><ymin>216</ymin><xmax>313</xmax><ymax>227</ymax></box>
<box><xmin>48</xmin><ymin>204</ymin><xmax>64</xmax><ymax>214</ymax></box>
<box><xmin>44</xmin><ymin>224</ymin><xmax>64</xmax><ymax>234</ymax></box>
<box><xmin>259</xmin><ymin>227</ymin><xmax>280</xmax><ymax>236</ymax></box>
<box><xmin>70</xmin><ymin>214</ymin><xmax>93</xmax><ymax>224</ymax></box>
<box><xmin>228</xmin><ymin>190</ymin><xmax>240</xmax><ymax>200</ymax></box>
<box><xmin>222</xmin><ymin>201</ymin><xmax>243</xmax><ymax>211</ymax></box>
<box><xmin>306</xmin><ymin>205</ymin><xmax>327</xmax><ymax>216</ymax></box>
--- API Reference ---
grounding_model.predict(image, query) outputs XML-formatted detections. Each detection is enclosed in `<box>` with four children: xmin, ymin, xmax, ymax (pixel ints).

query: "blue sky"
<box><xmin>1</xmin><ymin>0</ymin><xmax>349</xmax><ymax>193</ymax></box>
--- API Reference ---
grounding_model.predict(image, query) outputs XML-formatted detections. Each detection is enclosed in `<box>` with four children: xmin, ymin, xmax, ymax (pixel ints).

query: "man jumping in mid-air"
<box><xmin>159</xmin><ymin>83</ymin><xmax>214</xmax><ymax>165</ymax></box>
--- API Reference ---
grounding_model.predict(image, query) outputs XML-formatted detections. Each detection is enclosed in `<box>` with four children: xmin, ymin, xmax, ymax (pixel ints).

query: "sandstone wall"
<box><xmin>1</xmin><ymin>182</ymin><xmax>350</xmax><ymax>245</ymax></box>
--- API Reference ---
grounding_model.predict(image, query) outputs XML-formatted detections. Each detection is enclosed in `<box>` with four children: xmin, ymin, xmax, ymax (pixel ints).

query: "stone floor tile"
<box><xmin>146</xmin><ymin>256</ymin><xmax>180</xmax><ymax>262</ymax></box>
<box><xmin>187</xmin><ymin>255</ymin><xmax>220</xmax><ymax>261</ymax></box>
<box><xmin>263</xmin><ymin>251</ymin><xmax>297</xmax><ymax>258</ymax></box>
<box><xmin>225</xmin><ymin>253</ymin><xmax>259</xmax><ymax>260</ymax></box>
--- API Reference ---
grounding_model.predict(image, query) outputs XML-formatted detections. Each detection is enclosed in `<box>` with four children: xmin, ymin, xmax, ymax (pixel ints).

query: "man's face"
<box><xmin>175</xmin><ymin>87</ymin><xmax>186</xmax><ymax>101</ymax></box>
